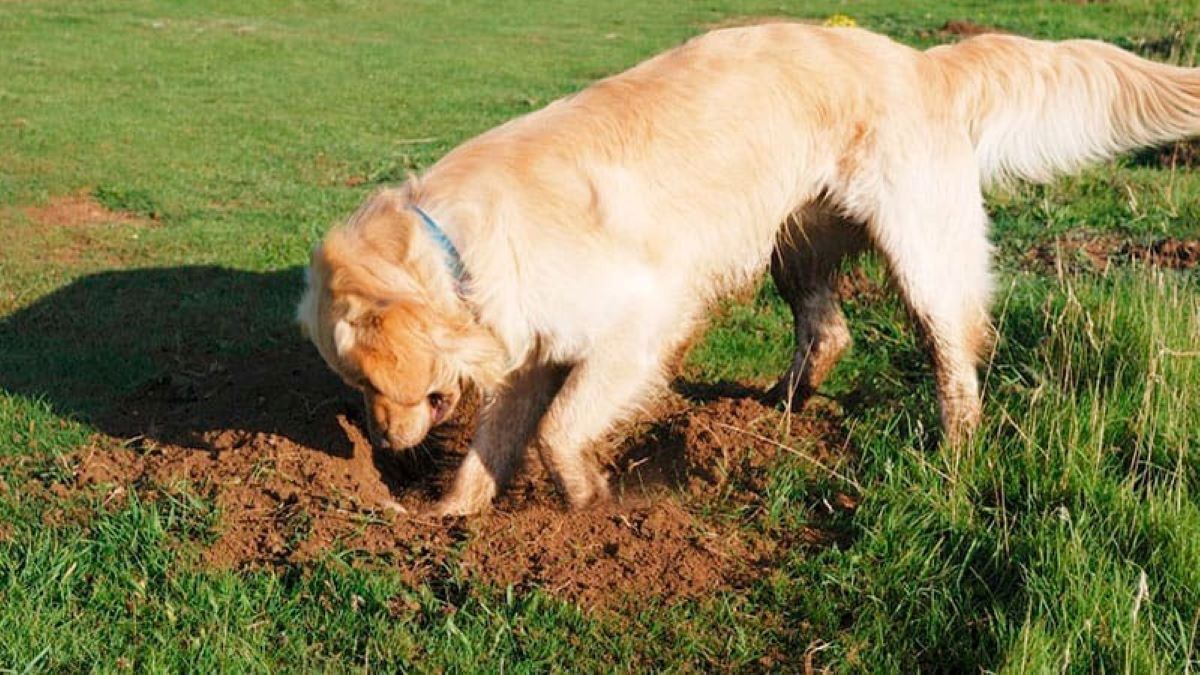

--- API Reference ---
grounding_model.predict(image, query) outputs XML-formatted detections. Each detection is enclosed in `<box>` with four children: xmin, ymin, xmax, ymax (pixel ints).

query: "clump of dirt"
<box><xmin>1142</xmin><ymin>238</ymin><xmax>1200</xmax><ymax>268</ymax></box>
<box><xmin>37</xmin><ymin>344</ymin><xmax>854</xmax><ymax>608</ymax></box>
<box><xmin>1024</xmin><ymin>233</ymin><xmax>1200</xmax><ymax>273</ymax></box>
<box><xmin>837</xmin><ymin>267</ymin><xmax>888</xmax><ymax>303</ymax></box>
<box><xmin>617</xmin><ymin>396</ymin><xmax>847</xmax><ymax>501</ymax></box>
<box><xmin>23</xmin><ymin>193</ymin><xmax>151</xmax><ymax>229</ymax></box>
<box><xmin>1121</xmin><ymin>25</ymin><xmax>1198</xmax><ymax>62</ymax></box>
<box><xmin>1134</xmin><ymin>139</ymin><xmax>1200</xmax><ymax>170</ymax></box>
<box><xmin>937</xmin><ymin>20</ymin><xmax>1005</xmax><ymax>38</ymax></box>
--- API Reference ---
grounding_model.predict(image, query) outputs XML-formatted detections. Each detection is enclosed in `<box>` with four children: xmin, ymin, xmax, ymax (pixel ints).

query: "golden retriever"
<box><xmin>298</xmin><ymin>23</ymin><xmax>1199</xmax><ymax>515</ymax></box>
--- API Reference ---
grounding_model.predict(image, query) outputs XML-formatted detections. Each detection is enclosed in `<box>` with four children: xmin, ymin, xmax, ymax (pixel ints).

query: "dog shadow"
<box><xmin>0</xmin><ymin>265</ymin><xmax>366</xmax><ymax>458</ymax></box>
<box><xmin>0</xmin><ymin>264</ymin><xmax>799</xmax><ymax>503</ymax></box>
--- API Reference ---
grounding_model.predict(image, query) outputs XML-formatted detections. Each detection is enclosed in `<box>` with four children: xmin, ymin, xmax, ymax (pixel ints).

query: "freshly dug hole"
<box><xmin>48</xmin><ymin>343</ymin><xmax>854</xmax><ymax>607</ymax></box>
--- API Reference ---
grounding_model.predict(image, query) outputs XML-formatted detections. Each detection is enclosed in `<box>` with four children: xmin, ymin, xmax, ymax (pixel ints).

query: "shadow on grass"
<box><xmin>0</xmin><ymin>265</ymin><xmax>361</xmax><ymax>455</ymax></box>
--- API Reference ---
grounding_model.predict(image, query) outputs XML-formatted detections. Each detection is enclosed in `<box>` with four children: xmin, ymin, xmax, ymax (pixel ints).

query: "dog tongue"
<box><xmin>431</xmin><ymin>397</ymin><xmax>450</xmax><ymax>424</ymax></box>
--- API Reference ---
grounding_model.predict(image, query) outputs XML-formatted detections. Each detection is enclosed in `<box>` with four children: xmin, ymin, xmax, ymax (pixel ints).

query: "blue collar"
<box><xmin>410</xmin><ymin>205</ymin><xmax>466</xmax><ymax>285</ymax></box>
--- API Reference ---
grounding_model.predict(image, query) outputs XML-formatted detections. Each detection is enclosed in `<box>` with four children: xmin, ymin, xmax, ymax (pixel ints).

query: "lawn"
<box><xmin>1</xmin><ymin>1</ymin><xmax>1198</xmax><ymax>672</ymax></box>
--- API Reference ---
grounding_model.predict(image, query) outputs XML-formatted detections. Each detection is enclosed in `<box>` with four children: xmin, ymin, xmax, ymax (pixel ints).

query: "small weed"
<box><xmin>90</xmin><ymin>185</ymin><xmax>161</xmax><ymax>220</ymax></box>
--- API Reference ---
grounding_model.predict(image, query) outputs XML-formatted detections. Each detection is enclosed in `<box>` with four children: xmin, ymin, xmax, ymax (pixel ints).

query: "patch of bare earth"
<box><xmin>1137</xmin><ymin>139</ymin><xmax>1200</xmax><ymax>170</ymax></box>
<box><xmin>939</xmin><ymin>20</ymin><xmax>992</xmax><ymax>37</ymax></box>
<box><xmin>837</xmin><ymin>266</ymin><xmax>888</xmax><ymax>303</ymax></box>
<box><xmin>37</xmin><ymin>344</ymin><xmax>855</xmax><ymax>608</ymax></box>
<box><xmin>23</xmin><ymin>193</ymin><xmax>150</xmax><ymax>229</ymax></box>
<box><xmin>1024</xmin><ymin>233</ymin><xmax>1200</xmax><ymax>273</ymax></box>
<box><xmin>933</xmin><ymin>20</ymin><xmax>1006</xmax><ymax>39</ymax></box>
<box><xmin>10</xmin><ymin>193</ymin><xmax>154</xmax><ymax>265</ymax></box>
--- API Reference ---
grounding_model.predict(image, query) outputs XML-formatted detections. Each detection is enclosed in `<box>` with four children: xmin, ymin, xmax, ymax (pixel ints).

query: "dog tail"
<box><xmin>930</xmin><ymin>34</ymin><xmax>1200</xmax><ymax>185</ymax></box>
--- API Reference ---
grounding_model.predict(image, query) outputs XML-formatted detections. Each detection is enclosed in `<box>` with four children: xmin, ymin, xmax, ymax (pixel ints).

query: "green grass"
<box><xmin>2</xmin><ymin>0</ymin><xmax>1199</xmax><ymax>671</ymax></box>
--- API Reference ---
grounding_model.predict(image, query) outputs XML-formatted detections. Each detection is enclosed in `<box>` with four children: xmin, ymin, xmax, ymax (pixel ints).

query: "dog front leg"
<box><xmin>435</xmin><ymin>360</ymin><xmax>566</xmax><ymax>516</ymax></box>
<box><xmin>532</xmin><ymin>339</ymin><xmax>665</xmax><ymax>509</ymax></box>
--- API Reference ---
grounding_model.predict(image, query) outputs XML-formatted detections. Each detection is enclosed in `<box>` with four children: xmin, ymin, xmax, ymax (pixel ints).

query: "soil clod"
<box><xmin>1024</xmin><ymin>233</ymin><xmax>1200</xmax><ymax>273</ymax></box>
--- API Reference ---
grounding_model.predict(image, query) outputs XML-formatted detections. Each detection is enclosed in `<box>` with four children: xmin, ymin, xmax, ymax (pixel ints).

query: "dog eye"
<box><xmin>427</xmin><ymin>392</ymin><xmax>446</xmax><ymax>408</ymax></box>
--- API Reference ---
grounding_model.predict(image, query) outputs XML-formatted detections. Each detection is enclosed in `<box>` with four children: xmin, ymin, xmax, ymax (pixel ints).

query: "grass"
<box><xmin>2</xmin><ymin>0</ymin><xmax>1199</xmax><ymax>671</ymax></box>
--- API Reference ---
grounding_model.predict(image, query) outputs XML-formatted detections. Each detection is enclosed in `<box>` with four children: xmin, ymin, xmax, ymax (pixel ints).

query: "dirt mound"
<box><xmin>22</xmin><ymin>193</ymin><xmax>150</xmax><ymax>229</ymax></box>
<box><xmin>1024</xmin><ymin>234</ymin><xmax>1200</xmax><ymax>273</ymax></box>
<box><xmin>44</xmin><ymin>344</ymin><xmax>853</xmax><ymax>607</ymax></box>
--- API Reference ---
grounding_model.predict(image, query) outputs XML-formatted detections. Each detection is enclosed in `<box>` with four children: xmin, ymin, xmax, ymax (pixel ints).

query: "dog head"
<box><xmin>297</xmin><ymin>190</ymin><xmax>506</xmax><ymax>450</ymax></box>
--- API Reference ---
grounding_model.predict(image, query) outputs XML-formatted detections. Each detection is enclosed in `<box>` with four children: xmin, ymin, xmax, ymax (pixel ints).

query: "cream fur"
<box><xmin>299</xmin><ymin>24</ymin><xmax>1200</xmax><ymax>515</ymax></box>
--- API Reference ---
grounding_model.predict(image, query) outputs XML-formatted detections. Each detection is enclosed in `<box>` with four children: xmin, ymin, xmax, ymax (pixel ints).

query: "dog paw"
<box><xmin>379</xmin><ymin>498</ymin><xmax>409</xmax><ymax>515</ymax></box>
<box><xmin>564</xmin><ymin>474</ymin><xmax>611</xmax><ymax>510</ymax></box>
<box><xmin>427</xmin><ymin>495</ymin><xmax>489</xmax><ymax>518</ymax></box>
<box><xmin>764</xmin><ymin>377</ymin><xmax>814</xmax><ymax>411</ymax></box>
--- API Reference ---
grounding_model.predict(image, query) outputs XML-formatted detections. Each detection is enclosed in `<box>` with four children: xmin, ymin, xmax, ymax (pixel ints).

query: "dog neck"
<box><xmin>409</xmin><ymin>204</ymin><xmax>467</xmax><ymax>290</ymax></box>
<box><xmin>403</xmin><ymin>200</ymin><xmax>483</xmax><ymax>328</ymax></box>
<box><xmin>402</xmin><ymin>182</ymin><xmax>530</xmax><ymax>368</ymax></box>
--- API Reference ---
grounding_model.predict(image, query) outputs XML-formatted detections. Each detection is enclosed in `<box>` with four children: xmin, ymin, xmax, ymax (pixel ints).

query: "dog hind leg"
<box><xmin>863</xmin><ymin>159</ymin><xmax>993</xmax><ymax>444</ymax></box>
<box><xmin>767</xmin><ymin>205</ymin><xmax>869</xmax><ymax>408</ymax></box>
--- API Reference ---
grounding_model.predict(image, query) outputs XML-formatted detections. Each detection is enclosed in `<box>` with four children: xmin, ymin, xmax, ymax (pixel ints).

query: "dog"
<box><xmin>298</xmin><ymin>23</ymin><xmax>1199</xmax><ymax>515</ymax></box>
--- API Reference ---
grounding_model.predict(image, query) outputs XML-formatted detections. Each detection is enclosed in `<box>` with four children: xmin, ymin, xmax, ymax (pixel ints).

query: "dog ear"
<box><xmin>434</xmin><ymin>318</ymin><xmax>509</xmax><ymax>393</ymax></box>
<box><xmin>347</xmin><ymin>190</ymin><xmax>424</xmax><ymax>264</ymax></box>
<box><xmin>330</xmin><ymin>293</ymin><xmax>373</xmax><ymax>357</ymax></box>
<box><xmin>333</xmin><ymin>319</ymin><xmax>357</xmax><ymax>357</ymax></box>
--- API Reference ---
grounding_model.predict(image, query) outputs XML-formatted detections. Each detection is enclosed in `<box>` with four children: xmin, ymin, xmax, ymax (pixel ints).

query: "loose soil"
<box><xmin>937</xmin><ymin>20</ymin><xmax>1004</xmax><ymax>38</ymax></box>
<box><xmin>1134</xmin><ymin>139</ymin><xmax>1200</xmax><ymax>170</ymax></box>
<box><xmin>837</xmin><ymin>266</ymin><xmax>889</xmax><ymax>303</ymax></box>
<box><xmin>8</xmin><ymin>193</ymin><xmax>154</xmax><ymax>267</ymax></box>
<box><xmin>1024</xmin><ymin>233</ymin><xmax>1200</xmax><ymax>273</ymax></box>
<box><xmin>22</xmin><ymin>193</ymin><xmax>150</xmax><ymax>229</ymax></box>
<box><xmin>37</xmin><ymin>344</ymin><xmax>855</xmax><ymax>608</ymax></box>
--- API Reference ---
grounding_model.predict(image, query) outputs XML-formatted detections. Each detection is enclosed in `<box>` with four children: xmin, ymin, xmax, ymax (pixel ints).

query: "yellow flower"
<box><xmin>822</xmin><ymin>14</ymin><xmax>858</xmax><ymax>28</ymax></box>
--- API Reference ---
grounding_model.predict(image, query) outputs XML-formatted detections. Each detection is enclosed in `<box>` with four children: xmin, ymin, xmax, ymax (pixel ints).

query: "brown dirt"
<box><xmin>1024</xmin><ymin>233</ymin><xmax>1200</xmax><ymax>273</ymax></box>
<box><xmin>7</xmin><ymin>193</ymin><xmax>155</xmax><ymax>267</ymax></box>
<box><xmin>837</xmin><ymin>267</ymin><xmax>888</xmax><ymax>303</ymax></box>
<box><xmin>37</xmin><ymin>343</ymin><xmax>854</xmax><ymax>608</ymax></box>
<box><xmin>1123</xmin><ymin>26</ymin><xmax>1198</xmax><ymax>62</ymax></box>
<box><xmin>22</xmin><ymin>193</ymin><xmax>151</xmax><ymax>229</ymax></box>
<box><xmin>1136</xmin><ymin>139</ymin><xmax>1200</xmax><ymax>170</ymax></box>
<box><xmin>937</xmin><ymin>20</ymin><xmax>1005</xmax><ymax>38</ymax></box>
